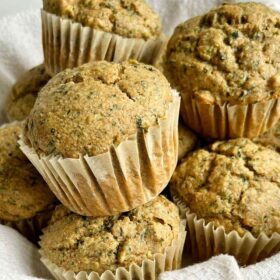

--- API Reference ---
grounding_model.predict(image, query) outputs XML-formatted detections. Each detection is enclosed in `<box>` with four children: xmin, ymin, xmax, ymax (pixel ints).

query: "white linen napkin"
<box><xmin>0</xmin><ymin>1</ymin><xmax>280</xmax><ymax>280</ymax></box>
<box><xmin>0</xmin><ymin>225</ymin><xmax>51</xmax><ymax>280</ymax></box>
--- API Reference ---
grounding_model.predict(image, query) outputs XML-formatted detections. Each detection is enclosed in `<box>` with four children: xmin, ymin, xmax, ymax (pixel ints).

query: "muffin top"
<box><xmin>0</xmin><ymin>122</ymin><xmax>57</xmax><ymax>222</ymax></box>
<box><xmin>178</xmin><ymin>122</ymin><xmax>199</xmax><ymax>161</ymax></box>
<box><xmin>40</xmin><ymin>196</ymin><xmax>180</xmax><ymax>274</ymax></box>
<box><xmin>166</xmin><ymin>3</ymin><xmax>280</xmax><ymax>105</ymax></box>
<box><xmin>43</xmin><ymin>0</ymin><xmax>161</xmax><ymax>40</ymax></box>
<box><xmin>5</xmin><ymin>64</ymin><xmax>51</xmax><ymax>121</ymax></box>
<box><xmin>254</xmin><ymin>121</ymin><xmax>280</xmax><ymax>152</ymax></box>
<box><xmin>24</xmin><ymin>60</ymin><xmax>173</xmax><ymax>158</ymax></box>
<box><xmin>171</xmin><ymin>138</ymin><xmax>280</xmax><ymax>237</ymax></box>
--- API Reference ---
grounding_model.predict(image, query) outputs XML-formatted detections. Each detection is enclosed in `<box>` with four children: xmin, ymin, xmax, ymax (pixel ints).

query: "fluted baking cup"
<box><xmin>0</xmin><ymin>210</ymin><xmax>53</xmax><ymax>243</ymax></box>
<box><xmin>173</xmin><ymin>196</ymin><xmax>280</xmax><ymax>265</ymax></box>
<box><xmin>19</xmin><ymin>92</ymin><xmax>180</xmax><ymax>217</ymax></box>
<box><xmin>41</xmin><ymin>10</ymin><xmax>166</xmax><ymax>76</ymax></box>
<box><xmin>39</xmin><ymin>220</ymin><xmax>186</xmax><ymax>280</ymax></box>
<box><xmin>180</xmin><ymin>94</ymin><xmax>280</xmax><ymax>139</ymax></box>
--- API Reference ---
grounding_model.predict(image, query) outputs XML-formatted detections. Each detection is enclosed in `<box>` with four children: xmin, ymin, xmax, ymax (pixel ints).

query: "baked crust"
<box><xmin>24</xmin><ymin>60</ymin><xmax>173</xmax><ymax>158</ymax></box>
<box><xmin>5</xmin><ymin>64</ymin><xmax>50</xmax><ymax>121</ymax></box>
<box><xmin>166</xmin><ymin>3</ymin><xmax>280</xmax><ymax>105</ymax></box>
<box><xmin>171</xmin><ymin>138</ymin><xmax>280</xmax><ymax>237</ymax></box>
<box><xmin>0</xmin><ymin>122</ymin><xmax>57</xmax><ymax>221</ymax></box>
<box><xmin>43</xmin><ymin>0</ymin><xmax>161</xmax><ymax>40</ymax></box>
<box><xmin>40</xmin><ymin>196</ymin><xmax>180</xmax><ymax>273</ymax></box>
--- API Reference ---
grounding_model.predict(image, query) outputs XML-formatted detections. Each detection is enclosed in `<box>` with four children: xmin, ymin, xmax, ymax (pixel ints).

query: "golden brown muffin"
<box><xmin>5</xmin><ymin>64</ymin><xmax>51</xmax><ymax>121</ymax></box>
<box><xmin>171</xmin><ymin>138</ymin><xmax>280</xmax><ymax>237</ymax></box>
<box><xmin>40</xmin><ymin>196</ymin><xmax>180</xmax><ymax>274</ymax></box>
<box><xmin>254</xmin><ymin>121</ymin><xmax>280</xmax><ymax>152</ymax></box>
<box><xmin>166</xmin><ymin>2</ymin><xmax>280</xmax><ymax>105</ymax></box>
<box><xmin>43</xmin><ymin>0</ymin><xmax>161</xmax><ymax>40</ymax></box>
<box><xmin>24</xmin><ymin>60</ymin><xmax>173</xmax><ymax>158</ymax></box>
<box><xmin>0</xmin><ymin>122</ymin><xmax>57</xmax><ymax>222</ymax></box>
<box><xmin>178</xmin><ymin>121</ymin><xmax>199</xmax><ymax>161</ymax></box>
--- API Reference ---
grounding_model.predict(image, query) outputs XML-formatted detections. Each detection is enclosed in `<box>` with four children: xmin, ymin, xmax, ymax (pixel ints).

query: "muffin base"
<box><xmin>19</xmin><ymin>91</ymin><xmax>180</xmax><ymax>217</ymax></box>
<box><xmin>181</xmin><ymin>95</ymin><xmax>280</xmax><ymax>139</ymax></box>
<box><xmin>39</xmin><ymin>220</ymin><xmax>186</xmax><ymax>280</ymax></box>
<box><xmin>173</xmin><ymin>196</ymin><xmax>280</xmax><ymax>265</ymax></box>
<box><xmin>41</xmin><ymin>10</ymin><xmax>166</xmax><ymax>76</ymax></box>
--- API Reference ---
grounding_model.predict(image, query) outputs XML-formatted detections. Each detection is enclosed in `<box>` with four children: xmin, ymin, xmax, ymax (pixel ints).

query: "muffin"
<box><xmin>20</xmin><ymin>60</ymin><xmax>180</xmax><ymax>216</ymax></box>
<box><xmin>42</xmin><ymin>0</ymin><xmax>165</xmax><ymax>75</ymax></box>
<box><xmin>178</xmin><ymin>121</ymin><xmax>199</xmax><ymax>161</ymax></box>
<box><xmin>0</xmin><ymin>122</ymin><xmax>57</xmax><ymax>242</ymax></box>
<box><xmin>40</xmin><ymin>196</ymin><xmax>185</xmax><ymax>279</ymax></box>
<box><xmin>254</xmin><ymin>120</ymin><xmax>280</xmax><ymax>152</ymax></box>
<box><xmin>5</xmin><ymin>64</ymin><xmax>50</xmax><ymax>121</ymax></box>
<box><xmin>170</xmin><ymin>138</ymin><xmax>280</xmax><ymax>264</ymax></box>
<box><xmin>165</xmin><ymin>2</ymin><xmax>280</xmax><ymax>139</ymax></box>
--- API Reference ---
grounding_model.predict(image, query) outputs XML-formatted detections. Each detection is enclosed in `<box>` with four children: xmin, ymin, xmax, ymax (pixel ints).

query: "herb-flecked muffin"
<box><xmin>0</xmin><ymin>122</ymin><xmax>57</xmax><ymax>241</ymax></box>
<box><xmin>43</xmin><ymin>0</ymin><xmax>161</xmax><ymax>40</ymax></box>
<box><xmin>21</xmin><ymin>60</ymin><xmax>180</xmax><ymax>217</ymax></box>
<box><xmin>42</xmin><ymin>0</ymin><xmax>164</xmax><ymax>75</ymax></box>
<box><xmin>178</xmin><ymin>121</ymin><xmax>199</xmax><ymax>161</ymax></box>
<box><xmin>165</xmin><ymin>2</ymin><xmax>280</xmax><ymax>139</ymax></box>
<box><xmin>40</xmin><ymin>196</ymin><xmax>181</xmax><ymax>274</ymax></box>
<box><xmin>5</xmin><ymin>64</ymin><xmax>50</xmax><ymax>121</ymax></box>
<box><xmin>254</xmin><ymin>121</ymin><xmax>280</xmax><ymax>152</ymax></box>
<box><xmin>24</xmin><ymin>60</ymin><xmax>173</xmax><ymax>158</ymax></box>
<box><xmin>171</xmin><ymin>138</ymin><xmax>280</xmax><ymax>237</ymax></box>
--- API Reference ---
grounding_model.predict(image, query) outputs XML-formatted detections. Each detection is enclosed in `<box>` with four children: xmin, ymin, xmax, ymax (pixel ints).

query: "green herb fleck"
<box><xmin>231</xmin><ymin>31</ymin><xmax>239</xmax><ymax>39</ymax></box>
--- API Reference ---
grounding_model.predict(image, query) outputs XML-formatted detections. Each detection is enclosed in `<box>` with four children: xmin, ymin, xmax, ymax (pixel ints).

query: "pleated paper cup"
<box><xmin>41</xmin><ymin>10</ymin><xmax>166</xmax><ymax>76</ymax></box>
<box><xmin>39</xmin><ymin>220</ymin><xmax>186</xmax><ymax>280</ymax></box>
<box><xmin>173</xmin><ymin>196</ymin><xmax>280</xmax><ymax>265</ymax></box>
<box><xmin>180</xmin><ymin>94</ymin><xmax>280</xmax><ymax>139</ymax></box>
<box><xmin>19</xmin><ymin>92</ymin><xmax>180</xmax><ymax>217</ymax></box>
<box><xmin>0</xmin><ymin>210</ymin><xmax>53</xmax><ymax>243</ymax></box>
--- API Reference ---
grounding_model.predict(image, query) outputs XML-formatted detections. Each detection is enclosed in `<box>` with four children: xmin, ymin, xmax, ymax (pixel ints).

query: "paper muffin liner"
<box><xmin>19</xmin><ymin>92</ymin><xmax>180</xmax><ymax>217</ymax></box>
<box><xmin>173</xmin><ymin>196</ymin><xmax>280</xmax><ymax>265</ymax></box>
<box><xmin>39</xmin><ymin>220</ymin><xmax>186</xmax><ymax>280</ymax></box>
<box><xmin>41</xmin><ymin>10</ymin><xmax>166</xmax><ymax>76</ymax></box>
<box><xmin>0</xmin><ymin>210</ymin><xmax>53</xmax><ymax>243</ymax></box>
<box><xmin>180</xmin><ymin>94</ymin><xmax>280</xmax><ymax>139</ymax></box>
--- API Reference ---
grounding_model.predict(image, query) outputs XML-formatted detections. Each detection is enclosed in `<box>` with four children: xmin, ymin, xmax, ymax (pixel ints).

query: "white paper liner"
<box><xmin>19</xmin><ymin>92</ymin><xmax>180</xmax><ymax>217</ymax></box>
<box><xmin>180</xmin><ymin>94</ymin><xmax>280</xmax><ymax>139</ymax></box>
<box><xmin>173</xmin><ymin>196</ymin><xmax>280</xmax><ymax>265</ymax></box>
<box><xmin>0</xmin><ymin>210</ymin><xmax>53</xmax><ymax>243</ymax></box>
<box><xmin>41</xmin><ymin>10</ymin><xmax>166</xmax><ymax>76</ymax></box>
<box><xmin>39</xmin><ymin>220</ymin><xmax>186</xmax><ymax>280</ymax></box>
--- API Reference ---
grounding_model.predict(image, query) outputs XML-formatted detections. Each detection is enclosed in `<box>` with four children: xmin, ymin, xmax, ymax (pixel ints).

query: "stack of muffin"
<box><xmin>1</xmin><ymin>1</ymin><xmax>280</xmax><ymax>280</ymax></box>
<box><xmin>165</xmin><ymin>2</ymin><xmax>280</xmax><ymax>266</ymax></box>
<box><xmin>2</xmin><ymin>1</ymin><xmax>188</xmax><ymax>280</ymax></box>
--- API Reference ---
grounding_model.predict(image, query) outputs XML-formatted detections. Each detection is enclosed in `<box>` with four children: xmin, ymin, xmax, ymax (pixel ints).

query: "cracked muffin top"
<box><xmin>166</xmin><ymin>2</ymin><xmax>280</xmax><ymax>105</ymax></box>
<box><xmin>40</xmin><ymin>195</ymin><xmax>180</xmax><ymax>274</ymax></box>
<box><xmin>5</xmin><ymin>64</ymin><xmax>51</xmax><ymax>121</ymax></box>
<box><xmin>170</xmin><ymin>138</ymin><xmax>280</xmax><ymax>237</ymax></box>
<box><xmin>24</xmin><ymin>60</ymin><xmax>173</xmax><ymax>158</ymax></box>
<box><xmin>0</xmin><ymin>122</ymin><xmax>57</xmax><ymax>222</ymax></box>
<box><xmin>178</xmin><ymin>122</ymin><xmax>199</xmax><ymax>161</ymax></box>
<box><xmin>43</xmin><ymin>0</ymin><xmax>161</xmax><ymax>40</ymax></box>
<box><xmin>254</xmin><ymin>121</ymin><xmax>280</xmax><ymax>152</ymax></box>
